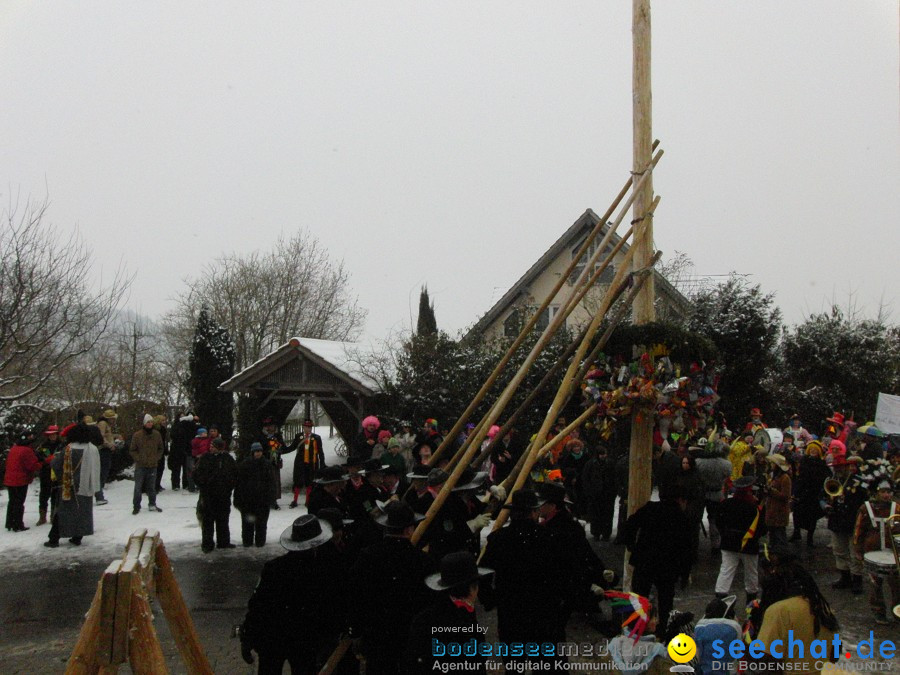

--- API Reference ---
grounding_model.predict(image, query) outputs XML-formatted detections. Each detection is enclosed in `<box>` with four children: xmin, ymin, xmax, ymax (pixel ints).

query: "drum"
<box><xmin>753</xmin><ymin>428</ymin><xmax>783</xmax><ymax>453</ymax></box>
<box><xmin>863</xmin><ymin>550</ymin><xmax>897</xmax><ymax>578</ymax></box>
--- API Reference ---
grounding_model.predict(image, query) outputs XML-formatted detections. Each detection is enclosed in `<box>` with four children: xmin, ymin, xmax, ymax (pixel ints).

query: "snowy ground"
<box><xmin>0</xmin><ymin>434</ymin><xmax>347</xmax><ymax>569</ymax></box>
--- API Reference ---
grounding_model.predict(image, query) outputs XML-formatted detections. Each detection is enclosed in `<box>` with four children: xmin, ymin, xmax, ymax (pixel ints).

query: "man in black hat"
<box><xmin>479</xmin><ymin>489</ymin><xmax>562</xmax><ymax>667</ymax></box>
<box><xmin>192</xmin><ymin>437</ymin><xmax>238</xmax><ymax>552</ymax></box>
<box><xmin>619</xmin><ymin>485</ymin><xmax>693</xmax><ymax>635</ymax></box>
<box><xmin>419</xmin><ymin>468</ymin><xmax>491</xmax><ymax>563</ymax></box>
<box><xmin>381</xmin><ymin>464</ymin><xmax>407</xmax><ymax>499</ymax></box>
<box><xmin>241</xmin><ymin>514</ymin><xmax>349</xmax><ymax>673</ymax></box>
<box><xmin>306</xmin><ymin>466</ymin><xmax>349</xmax><ymax>517</ymax></box>
<box><xmin>404</xmin><ymin>463</ymin><xmax>432</xmax><ymax>513</ymax></box>
<box><xmin>234</xmin><ymin>442</ymin><xmax>273</xmax><ymax>547</ymax></box>
<box><xmin>537</xmin><ymin>480</ymin><xmax>616</xmax><ymax>632</ymax></box>
<box><xmin>258</xmin><ymin>416</ymin><xmax>301</xmax><ymax>510</ymax></box>
<box><xmin>351</xmin><ymin>502</ymin><xmax>435</xmax><ymax>674</ymax></box>
<box><xmin>285</xmin><ymin>418</ymin><xmax>324</xmax><ymax>509</ymax></box>
<box><xmin>403</xmin><ymin>551</ymin><xmax>492</xmax><ymax>675</ymax></box>
<box><xmin>344</xmin><ymin>455</ymin><xmax>383</xmax><ymax>551</ymax></box>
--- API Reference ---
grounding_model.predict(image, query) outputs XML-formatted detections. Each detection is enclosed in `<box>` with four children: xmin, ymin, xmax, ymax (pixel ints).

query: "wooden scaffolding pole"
<box><xmin>626</xmin><ymin>0</ymin><xmax>656</xmax><ymax>590</ymax></box>
<box><xmin>429</xmin><ymin>145</ymin><xmax>659</xmax><ymax>468</ymax></box>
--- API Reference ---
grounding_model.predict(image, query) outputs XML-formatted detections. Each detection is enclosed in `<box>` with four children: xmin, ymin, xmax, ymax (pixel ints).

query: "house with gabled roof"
<box><xmin>466</xmin><ymin>209</ymin><xmax>691</xmax><ymax>342</ymax></box>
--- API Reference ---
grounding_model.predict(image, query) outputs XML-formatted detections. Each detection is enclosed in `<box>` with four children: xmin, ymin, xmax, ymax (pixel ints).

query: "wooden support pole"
<box><xmin>495</xmin><ymin>250</ymin><xmax>661</xmax><ymax>494</ymax></box>
<box><xmin>65</xmin><ymin>584</ymin><xmax>104</xmax><ymax>675</ymax></box>
<box><xmin>466</xmin><ymin>323</ymin><xmax>589</xmax><ymax>473</ymax></box>
<box><xmin>154</xmin><ymin>542</ymin><xmax>214</xmax><ymax>675</ymax></box>
<box><xmin>97</xmin><ymin>560</ymin><xmax>123</xmax><ymax>667</ymax></box>
<box><xmin>491</xmin><ymin>241</ymin><xmax>643</xmax><ymax>533</ymax></box>
<box><xmin>626</xmin><ymin>0</ymin><xmax>656</xmax><ymax>591</ymax></box>
<box><xmin>319</xmin><ymin>638</ymin><xmax>353</xmax><ymax>675</ymax></box>
<box><xmin>428</xmin><ymin>153</ymin><xmax>659</xmax><ymax>467</ymax></box>
<box><xmin>432</xmin><ymin>151</ymin><xmax>662</xmax><ymax>487</ymax></box>
<box><xmin>127</xmin><ymin>572</ymin><xmax>168</xmax><ymax>675</ymax></box>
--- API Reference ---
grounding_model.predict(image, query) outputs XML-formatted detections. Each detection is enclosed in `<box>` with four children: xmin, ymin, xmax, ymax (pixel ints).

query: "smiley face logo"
<box><xmin>667</xmin><ymin>633</ymin><xmax>697</xmax><ymax>664</ymax></box>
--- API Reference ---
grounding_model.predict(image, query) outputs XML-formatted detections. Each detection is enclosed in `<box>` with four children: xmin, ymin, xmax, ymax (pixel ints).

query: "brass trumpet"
<box><xmin>824</xmin><ymin>476</ymin><xmax>846</xmax><ymax>499</ymax></box>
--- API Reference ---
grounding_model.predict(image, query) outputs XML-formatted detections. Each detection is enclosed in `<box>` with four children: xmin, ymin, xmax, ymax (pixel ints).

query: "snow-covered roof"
<box><xmin>219</xmin><ymin>337</ymin><xmax>380</xmax><ymax>395</ymax></box>
<box><xmin>290</xmin><ymin>337</ymin><xmax>380</xmax><ymax>393</ymax></box>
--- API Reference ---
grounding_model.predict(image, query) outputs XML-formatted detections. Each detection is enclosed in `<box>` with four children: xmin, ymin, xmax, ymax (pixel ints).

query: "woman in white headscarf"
<box><xmin>45</xmin><ymin>422</ymin><xmax>101</xmax><ymax>547</ymax></box>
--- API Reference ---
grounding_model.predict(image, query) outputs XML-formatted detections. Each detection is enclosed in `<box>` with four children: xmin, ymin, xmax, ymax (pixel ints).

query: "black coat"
<box><xmin>258</xmin><ymin>431</ymin><xmax>298</xmax><ymax>469</ymax></box>
<box><xmin>350</xmin><ymin>537</ymin><xmax>436</xmax><ymax>663</ymax></box>
<box><xmin>234</xmin><ymin>456</ymin><xmax>272</xmax><ymax>511</ymax></box>
<box><xmin>542</xmin><ymin>509</ymin><xmax>608</xmax><ymax>606</ymax></box>
<box><xmin>420</xmin><ymin>492</ymin><xmax>476</xmax><ymax>563</ymax></box>
<box><xmin>490</xmin><ymin>436</ymin><xmax>524</xmax><ymax>484</ymax></box>
<box><xmin>306</xmin><ymin>486</ymin><xmax>349</xmax><ymax>517</ymax></box>
<box><xmin>479</xmin><ymin>518</ymin><xmax>563</xmax><ymax>643</ymax></box>
<box><xmin>826</xmin><ymin>484</ymin><xmax>869</xmax><ymax>534</ymax></box>
<box><xmin>170</xmin><ymin>417</ymin><xmax>197</xmax><ymax>459</ymax></box>
<box><xmin>192</xmin><ymin>452</ymin><xmax>237</xmax><ymax>501</ymax></box>
<box><xmin>620</xmin><ymin>499</ymin><xmax>692</xmax><ymax>582</ymax></box>
<box><xmin>794</xmin><ymin>456</ymin><xmax>830</xmax><ymax>529</ymax></box>
<box><xmin>241</xmin><ymin>549</ymin><xmax>348</xmax><ymax>660</ymax></box>
<box><xmin>582</xmin><ymin>455</ymin><xmax>616</xmax><ymax>502</ymax></box>
<box><xmin>285</xmin><ymin>433</ymin><xmax>325</xmax><ymax>482</ymax></box>
<box><xmin>345</xmin><ymin>477</ymin><xmax>380</xmax><ymax>522</ymax></box>
<box><xmin>717</xmin><ymin>494</ymin><xmax>765</xmax><ymax>554</ymax></box>
<box><xmin>402</xmin><ymin>597</ymin><xmax>485</xmax><ymax>675</ymax></box>
<box><xmin>654</xmin><ymin>450</ymin><xmax>682</xmax><ymax>495</ymax></box>
<box><xmin>353</xmin><ymin>430</ymin><xmax>379</xmax><ymax>460</ymax></box>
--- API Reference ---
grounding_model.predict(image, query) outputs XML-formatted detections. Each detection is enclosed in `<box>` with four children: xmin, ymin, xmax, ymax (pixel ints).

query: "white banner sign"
<box><xmin>875</xmin><ymin>392</ymin><xmax>900</xmax><ymax>434</ymax></box>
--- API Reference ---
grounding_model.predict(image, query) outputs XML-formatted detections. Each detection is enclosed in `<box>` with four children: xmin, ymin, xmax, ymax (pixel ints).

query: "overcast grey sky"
<box><xmin>2</xmin><ymin>1</ymin><xmax>898</xmax><ymax>342</ymax></box>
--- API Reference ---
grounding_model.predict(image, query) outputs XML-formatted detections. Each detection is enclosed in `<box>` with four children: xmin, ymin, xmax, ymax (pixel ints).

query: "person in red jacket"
<box><xmin>4</xmin><ymin>430</ymin><xmax>46</xmax><ymax>532</ymax></box>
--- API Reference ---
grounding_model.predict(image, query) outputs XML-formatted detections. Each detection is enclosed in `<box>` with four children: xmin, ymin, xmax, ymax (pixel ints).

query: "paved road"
<box><xmin>2</xmin><ymin>529</ymin><xmax>896</xmax><ymax>673</ymax></box>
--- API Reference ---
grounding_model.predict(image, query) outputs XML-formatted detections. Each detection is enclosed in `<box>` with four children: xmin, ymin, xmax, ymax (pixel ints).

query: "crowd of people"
<box><xmin>3</xmin><ymin>405</ymin><xmax>899</xmax><ymax>673</ymax></box>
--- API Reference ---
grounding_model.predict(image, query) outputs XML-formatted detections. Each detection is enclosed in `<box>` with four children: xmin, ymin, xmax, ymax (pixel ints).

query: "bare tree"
<box><xmin>168</xmin><ymin>230</ymin><xmax>367</xmax><ymax>370</ymax></box>
<box><xmin>0</xmin><ymin>197</ymin><xmax>132</xmax><ymax>402</ymax></box>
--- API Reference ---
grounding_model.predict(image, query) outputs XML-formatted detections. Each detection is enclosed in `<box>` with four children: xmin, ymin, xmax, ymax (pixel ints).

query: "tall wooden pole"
<box><xmin>626</xmin><ymin>0</ymin><xmax>656</xmax><ymax>589</ymax></box>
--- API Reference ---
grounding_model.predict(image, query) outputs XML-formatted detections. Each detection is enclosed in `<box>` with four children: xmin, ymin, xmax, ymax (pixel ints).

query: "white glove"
<box><xmin>590</xmin><ymin>583</ymin><xmax>606</xmax><ymax>596</ymax></box>
<box><xmin>467</xmin><ymin>513</ymin><xmax>492</xmax><ymax>532</ymax></box>
<box><xmin>603</xmin><ymin>569</ymin><xmax>616</xmax><ymax>584</ymax></box>
<box><xmin>489</xmin><ymin>485</ymin><xmax>507</xmax><ymax>501</ymax></box>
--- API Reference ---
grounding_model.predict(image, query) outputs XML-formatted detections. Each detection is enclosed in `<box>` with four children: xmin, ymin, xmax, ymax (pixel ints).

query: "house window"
<box><xmin>569</xmin><ymin>237</ymin><xmax>616</xmax><ymax>286</ymax></box>
<box><xmin>535</xmin><ymin>305</ymin><xmax>562</xmax><ymax>333</ymax></box>
<box><xmin>503</xmin><ymin>309</ymin><xmax>520</xmax><ymax>338</ymax></box>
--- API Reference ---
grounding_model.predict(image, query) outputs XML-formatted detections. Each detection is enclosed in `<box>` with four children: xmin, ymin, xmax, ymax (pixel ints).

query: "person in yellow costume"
<box><xmin>728</xmin><ymin>432</ymin><xmax>754</xmax><ymax>481</ymax></box>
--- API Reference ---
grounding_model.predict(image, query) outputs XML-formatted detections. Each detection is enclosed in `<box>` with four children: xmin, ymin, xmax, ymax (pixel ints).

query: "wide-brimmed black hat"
<box><xmin>344</xmin><ymin>454</ymin><xmax>367</xmax><ymax>468</ymax></box>
<box><xmin>279</xmin><ymin>514</ymin><xmax>333</xmax><ymax>551</ymax></box>
<box><xmin>427</xmin><ymin>468</ymin><xmax>449</xmax><ymax>487</ymax></box>
<box><xmin>537</xmin><ymin>480</ymin><xmax>569</xmax><ymax>505</ymax></box>
<box><xmin>317</xmin><ymin>507</ymin><xmax>352</xmax><ymax>530</ymax></box>
<box><xmin>407</xmin><ymin>463</ymin><xmax>431</xmax><ymax>480</ymax></box>
<box><xmin>500</xmin><ymin>488</ymin><xmax>546</xmax><ymax>511</ymax></box>
<box><xmin>425</xmin><ymin>551</ymin><xmax>493</xmax><ymax>591</ymax></box>
<box><xmin>452</xmin><ymin>467</ymin><xmax>488</xmax><ymax>493</ymax></box>
<box><xmin>375</xmin><ymin>501</ymin><xmax>425</xmax><ymax>530</ymax></box>
<box><xmin>315</xmin><ymin>466</ymin><xmax>349</xmax><ymax>484</ymax></box>
<box><xmin>362</xmin><ymin>458</ymin><xmax>389</xmax><ymax>474</ymax></box>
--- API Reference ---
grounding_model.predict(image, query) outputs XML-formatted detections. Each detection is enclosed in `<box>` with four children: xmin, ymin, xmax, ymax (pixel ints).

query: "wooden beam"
<box><xmin>97</xmin><ymin>560</ymin><xmax>123</xmax><ymax>666</ymax></box>
<box><xmin>127</xmin><ymin>572</ymin><xmax>168</xmax><ymax>675</ymax></box>
<box><xmin>65</xmin><ymin>584</ymin><xmax>104</xmax><ymax>674</ymax></box>
<box><xmin>154</xmin><ymin>542</ymin><xmax>214</xmax><ymax>675</ymax></box>
<box><xmin>626</xmin><ymin>0</ymin><xmax>656</xmax><ymax>591</ymax></box>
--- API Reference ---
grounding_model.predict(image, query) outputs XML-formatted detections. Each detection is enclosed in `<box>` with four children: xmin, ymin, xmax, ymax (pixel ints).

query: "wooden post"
<box><xmin>127</xmin><ymin>572</ymin><xmax>169</xmax><ymax>675</ymax></box>
<box><xmin>65</xmin><ymin>584</ymin><xmax>104</xmax><ymax>675</ymax></box>
<box><xmin>491</xmin><ymin>242</ymin><xmax>643</xmax><ymax>533</ymax></box>
<box><xmin>154</xmin><ymin>542</ymin><xmax>215</xmax><ymax>675</ymax></box>
<box><xmin>626</xmin><ymin>0</ymin><xmax>656</xmax><ymax>592</ymax></box>
<box><xmin>428</xmin><ymin>157</ymin><xmax>656</xmax><ymax>467</ymax></box>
